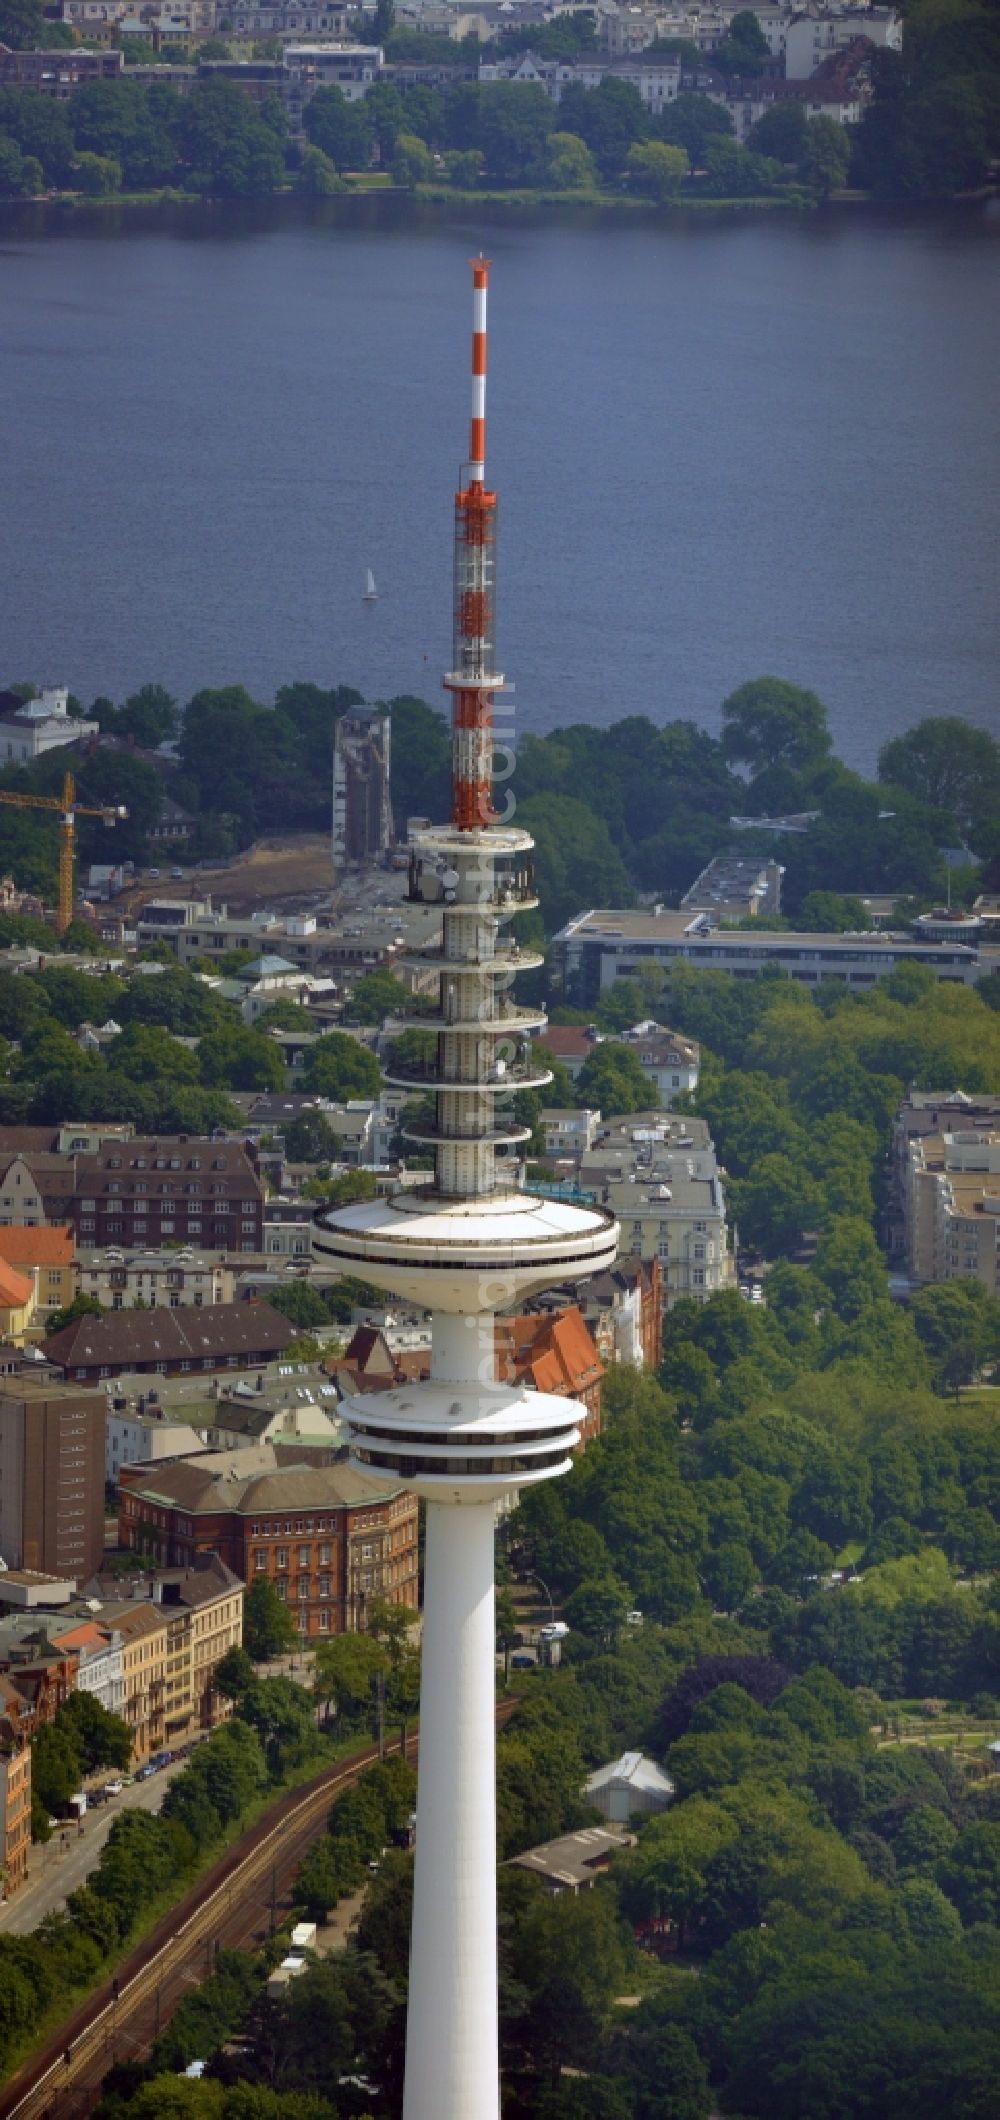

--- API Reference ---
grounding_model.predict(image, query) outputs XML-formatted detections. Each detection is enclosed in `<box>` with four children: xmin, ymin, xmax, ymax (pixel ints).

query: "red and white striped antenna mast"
<box><xmin>446</xmin><ymin>257</ymin><xmax>500</xmax><ymax>831</ymax></box>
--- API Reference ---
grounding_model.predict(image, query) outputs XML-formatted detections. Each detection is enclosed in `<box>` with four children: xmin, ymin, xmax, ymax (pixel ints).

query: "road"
<box><xmin>0</xmin><ymin>1763</ymin><xmax>185</xmax><ymax>1937</ymax></box>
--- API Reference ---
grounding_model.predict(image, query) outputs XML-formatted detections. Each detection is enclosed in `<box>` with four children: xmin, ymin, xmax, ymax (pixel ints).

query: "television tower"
<box><xmin>314</xmin><ymin>261</ymin><xmax>619</xmax><ymax>2120</ymax></box>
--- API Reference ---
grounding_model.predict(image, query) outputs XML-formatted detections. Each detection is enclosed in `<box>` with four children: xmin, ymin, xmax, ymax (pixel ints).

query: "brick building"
<box><xmin>494</xmin><ymin>1306</ymin><xmax>604</xmax><ymax>1446</ymax></box>
<box><xmin>0</xmin><ymin>1379</ymin><xmax>106</xmax><ymax>1583</ymax></box>
<box><xmin>118</xmin><ymin>1451</ymin><xmax>419</xmax><ymax>1637</ymax></box>
<box><xmin>0</xmin><ymin>1133</ymin><xmax>264</xmax><ymax>1253</ymax></box>
<box><xmin>538</xmin><ymin>1254</ymin><xmax>662</xmax><ymax>1371</ymax></box>
<box><xmin>42</xmin><ymin>1300</ymin><xmax>293</xmax><ymax>1383</ymax></box>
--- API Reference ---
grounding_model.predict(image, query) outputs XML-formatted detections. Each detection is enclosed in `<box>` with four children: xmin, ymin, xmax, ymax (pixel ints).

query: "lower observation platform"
<box><xmin>312</xmin><ymin>1188</ymin><xmax>618</xmax><ymax>1312</ymax></box>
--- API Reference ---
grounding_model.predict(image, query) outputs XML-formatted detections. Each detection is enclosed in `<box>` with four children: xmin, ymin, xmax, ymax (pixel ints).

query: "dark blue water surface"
<box><xmin>1</xmin><ymin>196</ymin><xmax>997</xmax><ymax>772</ymax></box>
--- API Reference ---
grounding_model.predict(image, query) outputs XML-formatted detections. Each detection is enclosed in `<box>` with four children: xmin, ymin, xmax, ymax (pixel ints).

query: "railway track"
<box><xmin>0</xmin><ymin>1736</ymin><xmax>395</xmax><ymax>2120</ymax></box>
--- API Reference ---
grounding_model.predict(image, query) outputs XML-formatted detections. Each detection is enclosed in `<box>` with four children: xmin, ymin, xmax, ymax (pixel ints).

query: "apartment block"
<box><xmin>0</xmin><ymin>1380</ymin><xmax>106</xmax><ymax>1584</ymax></box>
<box><xmin>98</xmin><ymin>1556</ymin><xmax>243</xmax><ymax>1760</ymax></box>
<box><xmin>106</xmin><ymin>1406</ymin><xmax>205</xmax><ymax>1487</ymax></box>
<box><xmin>903</xmin><ymin>1126</ymin><xmax>1000</xmax><ymax>1294</ymax></box>
<box><xmin>78</xmin><ymin>1248</ymin><xmax>235</xmax><ymax>1311</ymax></box>
<box><xmin>0</xmin><ymin>1707</ymin><xmax>32</xmax><ymax>1896</ymax></box>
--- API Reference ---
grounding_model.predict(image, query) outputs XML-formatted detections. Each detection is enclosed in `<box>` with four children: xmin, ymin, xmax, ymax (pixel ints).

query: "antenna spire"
<box><xmin>447</xmin><ymin>258</ymin><xmax>499</xmax><ymax>831</ymax></box>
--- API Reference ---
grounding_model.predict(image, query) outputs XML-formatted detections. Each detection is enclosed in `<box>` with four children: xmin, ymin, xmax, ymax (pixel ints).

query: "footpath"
<box><xmin>0</xmin><ymin>1759</ymin><xmax>184</xmax><ymax>1936</ymax></box>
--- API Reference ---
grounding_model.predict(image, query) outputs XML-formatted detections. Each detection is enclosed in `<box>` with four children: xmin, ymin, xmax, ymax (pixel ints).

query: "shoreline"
<box><xmin>3</xmin><ymin>182</ymin><xmax>992</xmax><ymax>228</ymax></box>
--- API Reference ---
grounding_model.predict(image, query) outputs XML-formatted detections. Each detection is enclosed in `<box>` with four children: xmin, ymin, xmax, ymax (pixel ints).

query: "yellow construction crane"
<box><xmin>0</xmin><ymin>770</ymin><xmax>128</xmax><ymax>936</ymax></box>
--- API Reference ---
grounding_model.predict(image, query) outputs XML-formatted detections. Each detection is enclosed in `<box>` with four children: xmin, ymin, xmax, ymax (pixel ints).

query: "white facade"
<box><xmin>106</xmin><ymin>1409</ymin><xmax>205</xmax><ymax>1485</ymax></box>
<box><xmin>784</xmin><ymin>6</ymin><xmax>901</xmax><ymax>78</ymax></box>
<box><xmin>69</xmin><ymin>1628</ymin><xmax>125</xmax><ymax>1718</ymax></box>
<box><xmin>541</xmin><ymin>1107</ymin><xmax>601</xmax><ymax>1157</ymax></box>
<box><xmin>79</xmin><ymin>1249</ymin><xmax>234</xmax><ymax>1311</ymax></box>
<box><xmin>0</xmin><ymin>689</ymin><xmax>98</xmax><ymax>765</ymax></box>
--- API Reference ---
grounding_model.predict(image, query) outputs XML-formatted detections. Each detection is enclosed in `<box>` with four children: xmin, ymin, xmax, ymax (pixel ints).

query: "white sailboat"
<box><xmin>363</xmin><ymin>568</ymin><xmax>377</xmax><ymax>602</ymax></box>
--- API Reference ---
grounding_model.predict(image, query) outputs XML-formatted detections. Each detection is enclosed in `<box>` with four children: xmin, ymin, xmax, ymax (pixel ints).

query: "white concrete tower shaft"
<box><xmin>313</xmin><ymin>263</ymin><xmax>620</xmax><ymax>2120</ymax></box>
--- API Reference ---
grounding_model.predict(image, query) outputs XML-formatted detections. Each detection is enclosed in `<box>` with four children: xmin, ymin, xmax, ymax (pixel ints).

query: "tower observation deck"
<box><xmin>313</xmin><ymin>261</ymin><xmax>619</xmax><ymax>2120</ymax></box>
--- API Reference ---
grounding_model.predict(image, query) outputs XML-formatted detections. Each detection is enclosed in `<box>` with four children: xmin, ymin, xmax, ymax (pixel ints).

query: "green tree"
<box><xmin>295</xmin><ymin>144</ymin><xmax>342</xmax><ymax>194</ymax></box>
<box><xmin>199</xmin><ymin>1024</ymin><xmax>285</xmax><ymax>1092</ymax></box>
<box><xmin>73</xmin><ymin>150</ymin><xmax>122</xmax><ymax>194</ymax></box>
<box><xmin>478</xmin><ymin>81</ymin><xmax>554</xmax><ymax>185</ymax></box>
<box><xmin>60</xmin><ymin>1691</ymin><xmax>131</xmax><ymax>1774</ymax></box>
<box><xmin>558</xmin><ymin>75</ymin><xmax>649</xmax><ymax>179</ymax></box>
<box><xmin>715</xmin><ymin>8</ymin><xmax>770</xmax><ymax>74</ymax></box>
<box><xmin>801</xmin><ymin>114</ymin><xmax>852</xmax><ymax>194</ymax></box>
<box><xmin>181</xmin><ymin>77</ymin><xmax>285</xmax><ymax>195</ymax></box>
<box><xmin>575</xmin><ymin>1040</ymin><xmax>655</xmax><ymax>1115</ymax></box>
<box><xmin>657</xmin><ymin>91</ymin><xmax>733</xmax><ymax>164</ymax></box>
<box><xmin>303</xmin><ymin>83</ymin><xmax>373</xmax><ymax>170</ymax></box>
<box><xmin>392</xmin><ymin>130</ymin><xmax>434</xmax><ymax>184</ymax></box>
<box><xmin>878</xmin><ymin>716</ymin><xmax>1000</xmax><ymax>838</ymax></box>
<box><xmin>626</xmin><ymin>138</ymin><xmax>689</xmax><ymax>199</ymax></box>
<box><xmin>748</xmin><ymin>99</ymin><xmax>808</xmax><ymax>162</ymax></box>
<box><xmin>445</xmin><ymin>146</ymin><xmax>483</xmax><ymax>187</ymax></box>
<box><xmin>313</xmin><ymin>1632</ymin><xmax>388</xmax><ymax>1726</ymax></box>
<box><xmin>341</xmin><ymin>969</ymin><xmax>410</xmax><ymax>1025</ymax></box>
<box><xmin>546</xmin><ymin>130</ymin><xmax>597</xmax><ymax>188</ymax></box>
<box><xmin>721</xmin><ymin>676</ymin><xmax>832</xmax><ymax>778</ymax></box>
<box><xmin>243</xmin><ymin>1577</ymin><xmax>297</xmax><ymax>1660</ymax></box>
<box><xmin>301</xmin><ymin>1031</ymin><xmax>380</xmax><ymax>1100</ymax></box>
<box><xmin>0</xmin><ymin>0</ymin><xmax>75</xmax><ymax>46</ymax></box>
<box><xmin>938</xmin><ymin>1823</ymin><xmax>1000</xmax><ymax>1925</ymax></box>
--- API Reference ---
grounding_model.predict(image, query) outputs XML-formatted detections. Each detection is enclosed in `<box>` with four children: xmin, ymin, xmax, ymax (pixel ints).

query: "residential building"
<box><xmin>478</xmin><ymin>48</ymin><xmax>683</xmax><ymax>111</ymax></box>
<box><xmin>226</xmin><ymin>0</ymin><xmax>359</xmax><ymax>33</ymax></box>
<box><xmin>105</xmin><ymin>1406</ymin><xmax>206</xmax><ymax>1486</ymax></box>
<box><xmin>622</xmin><ymin>1022</ymin><xmax>700</xmax><ymax>1106</ymax></box>
<box><xmin>0</xmin><ymin>687</ymin><xmax>99</xmax><ymax>763</ymax></box>
<box><xmin>118</xmin><ymin>1449</ymin><xmax>420</xmax><ymax>1636</ymax></box>
<box><xmin>577</xmin><ymin>1117</ymin><xmax>732</xmax><ymax>1312</ymax></box>
<box><xmin>0</xmin><ymin>1380</ymin><xmax>106</xmax><ymax>1583</ymax></box>
<box><xmin>95</xmin><ymin>1555</ymin><xmax>243</xmax><ymax>1759</ymax></box>
<box><xmin>0</xmin><ymin>48</ymin><xmax>124</xmax><ymax>93</ymax></box>
<box><xmin>509</xmin><ymin>1824</ymin><xmax>636</xmax><ymax>1895</ymax></box>
<box><xmin>902</xmin><ymin>1126</ymin><xmax>1000</xmax><ymax>1295</ymax></box>
<box><xmin>332</xmin><ymin>707</ymin><xmax>394</xmax><ymax>870</ymax></box>
<box><xmin>71</xmin><ymin>1135</ymin><xmax>265</xmax><ymax>1253</ymax></box>
<box><xmin>113</xmin><ymin>1602</ymin><xmax>169</xmax><ymax>1763</ymax></box>
<box><xmin>328</xmin><ymin>1323</ymin><xmax>432</xmax><ymax>1398</ymax></box>
<box><xmin>531</xmin><ymin>1254</ymin><xmax>662</xmax><ymax>1370</ymax></box>
<box><xmin>201</xmin><ymin>1386</ymin><xmax>342</xmax><ymax>1453</ymax></box>
<box><xmin>680</xmin><ymin>852</ymin><xmax>783</xmax><ymax>921</ymax></box>
<box><xmin>42</xmin><ymin>1300</ymin><xmax>294</xmax><ymax>1384</ymax></box>
<box><xmin>494</xmin><ymin>1306</ymin><xmax>604</xmax><ymax>1445</ymax></box>
<box><xmin>0</xmin><ymin>1226</ymin><xmax>76</xmax><ymax>1320</ymax></box>
<box><xmin>262</xmin><ymin>1197</ymin><xmax>315</xmax><ymax>1263</ymax></box>
<box><xmin>0</xmin><ymin>1704</ymin><xmax>32</xmax><ymax>1897</ymax></box>
<box><xmin>283</xmin><ymin>42</ymin><xmax>383</xmax><ymax>135</ymax></box>
<box><xmin>0</xmin><ymin>1263</ymin><xmax>36</xmax><ymax>1346</ymax></box>
<box><xmin>535</xmin><ymin>1023</ymin><xmax>600</xmax><ymax>1079</ymax></box>
<box><xmin>137</xmin><ymin>895</ymin><xmax>437</xmax><ymax>975</ymax></box>
<box><xmin>540</xmin><ymin>1108</ymin><xmax>601</xmax><ymax>1158</ymax></box>
<box><xmin>0</xmin><ymin>1621</ymin><xmax>80</xmax><ymax>1723</ymax></box>
<box><xmin>555</xmin><ymin>905</ymin><xmax>987</xmax><ymax>998</ymax></box>
<box><xmin>886</xmin><ymin>1092</ymin><xmax>1000</xmax><ymax>1259</ymax></box>
<box><xmin>77</xmin><ymin>1248</ymin><xmax>235</xmax><ymax>1311</ymax></box>
<box><xmin>783</xmin><ymin>5</ymin><xmax>901</xmax><ymax>78</ymax></box>
<box><xmin>47</xmin><ymin>1617</ymin><xmax>124</xmax><ymax>1718</ymax></box>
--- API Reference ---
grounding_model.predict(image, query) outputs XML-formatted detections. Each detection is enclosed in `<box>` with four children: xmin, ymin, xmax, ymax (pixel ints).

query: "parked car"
<box><xmin>170</xmin><ymin>866</ymin><xmax>183</xmax><ymax>879</ymax></box>
<box><xmin>511</xmin><ymin>1653</ymin><xmax>535</xmax><ymax>1670</ymax></box>
<box><xmin>103</xmin><ymin>1779</ymin><xmax>124</xmax><ymax>1797</ymax></box>
<box><xmin>147</xmin><ymin>867</ymin><xmax>160</xmax><ymax>878</ymax></box>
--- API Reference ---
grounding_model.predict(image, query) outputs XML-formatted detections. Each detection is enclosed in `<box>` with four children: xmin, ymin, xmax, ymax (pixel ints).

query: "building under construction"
<box><xmin>331</xmin><ymin>705</ymin><xmax>392</xmax><ymax>871</ymax></box>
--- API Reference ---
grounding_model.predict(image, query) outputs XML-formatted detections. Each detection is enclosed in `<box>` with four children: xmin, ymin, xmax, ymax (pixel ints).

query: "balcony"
<box><xmin>382</xmin><ymin>1054</ymin><xmax>553</xmax><ymax>1096</ymax></box>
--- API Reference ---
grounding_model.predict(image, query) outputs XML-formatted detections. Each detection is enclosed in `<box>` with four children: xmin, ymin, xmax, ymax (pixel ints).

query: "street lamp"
<box><xmin>522</xmin><ymin>1572</ymin><xmax>555</xmax><ymax>1627</ymax></box>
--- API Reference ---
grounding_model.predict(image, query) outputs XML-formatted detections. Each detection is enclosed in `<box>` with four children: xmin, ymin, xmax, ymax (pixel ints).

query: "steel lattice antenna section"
<box><xmin>313</xmin><ymin>262</ymin><xmax>620</xmax><ymax>2120</ymax></box>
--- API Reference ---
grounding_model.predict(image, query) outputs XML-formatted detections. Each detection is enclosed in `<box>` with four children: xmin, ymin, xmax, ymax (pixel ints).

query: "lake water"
<box><xmin>1</xmin><ymin>196</ymin><xmax>997</xmax><ymax>774</ymax></box>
